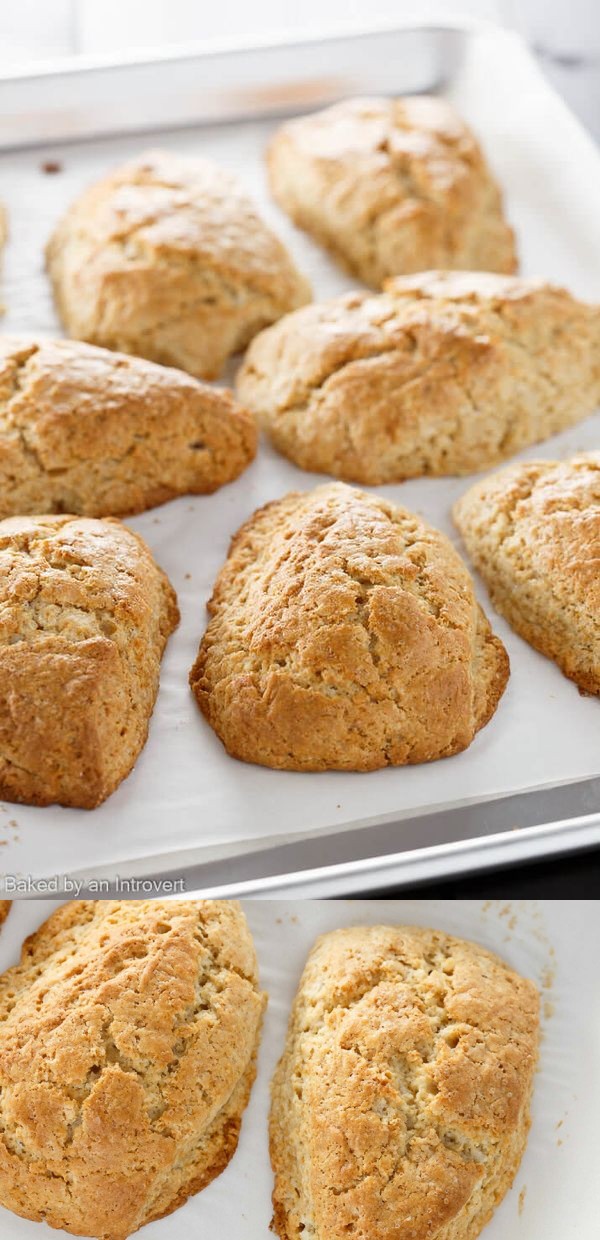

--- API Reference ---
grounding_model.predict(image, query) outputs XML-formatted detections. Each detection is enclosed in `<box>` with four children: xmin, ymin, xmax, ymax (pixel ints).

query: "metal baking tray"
<box><xmin>0</xmin><ymin>18</ymin><xmax>599</xmax><ymax>898</ymax></box>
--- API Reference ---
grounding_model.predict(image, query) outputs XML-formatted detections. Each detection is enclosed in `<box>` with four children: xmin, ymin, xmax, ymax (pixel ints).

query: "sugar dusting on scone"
<box><xmin>270</xmin><ymin>923</ymin><xmax>539</xmax><ymax>1240</ymax></box>
<box><xmin>46</xmin><ymin>149</ymin><xmax>311</xmax><ymax>379</ymax></box>
<box><xmin>267</xmin><ymin>96</ymin><xmax>517</xmax><ymax>286</ymax></box>
<box><xmin>0</xmin><ymin>335</ymin><xmax>257</xmax><ymax>518</ymax></box>
<box><xmin>237</xmin><ymin>273</ymin><xmax>600</xmax><ymax>483</ymax></box>
<box><xmin>190</xmin><ymin>481</ymin><xmax>509</xmax><ymax>769</ymax></box>
<box><xmin>0</xmin><ymin>900</ymin><xmax>265</xmax><ymax>1238</ymax></box>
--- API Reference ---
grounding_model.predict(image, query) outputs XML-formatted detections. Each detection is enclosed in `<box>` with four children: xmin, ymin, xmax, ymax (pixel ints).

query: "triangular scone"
<box><xmin>0</xmin><ymin>336</ymin><xmax>256</xmax><ymax>517</ymax></box>
<box><xmin>236</xmin><ymin>273</ymin><xmax>600</xmax><ymax>484</ymax></box>
<box><xmin>0</xmin><ymin>514</ymin><xmax>179</xmax><ymax>807</ymax></box>
<box><xmin>190</xmin><ymin>482</ymin><xmax>509</xmax><ymax>769</ymax></box>
<box><xmin>270</xmin><ymin>924</ymin><xmax>539</xmax><ymax>1240</ymax></box>
<box><xmin>454</xmin><ymin>453</ymin><xmax>600</xmax><ymax>694</ymax></box>
<box><xmin>267</xmin><ymin>96</ymin><xmax>516</xmax><ymax>286</ymax></box>
<box><xmin>46</xmin><ymin>149</ymin><xmax>310</xmax><ymax>379</ymax></box>
<box><xmin>0</xmin><ymin>901</ymin><xmax>265</xmax><ymax>1239</ymax></box>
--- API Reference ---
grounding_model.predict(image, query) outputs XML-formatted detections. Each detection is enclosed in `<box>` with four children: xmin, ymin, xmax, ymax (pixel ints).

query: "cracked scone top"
<box><xmin>0</xmin><ymin>514</ymin><xmax>178</xmax><ymax>808</ymax></box>
<box><xmin>189</xmin><ymin>482</ymin><xmax>509</xmax><ymax>770</ymax></box>
<box><xmin>0</xmin><ymin>900</ymin><xmax>265</xmax><ymax>1240</ymax></box>
<box><xmin>236</xmin><ymin>272</ymin><xmax>600</xmax><ymax>484</ymax></box>
<box><xmin>454</xmin><ymin>452</ymin><xmax>600</xmax><ymax>695</ymax></box>
<box><xmin>46</xmin><ymin>149</ymin><xmax>311</xmax><ymax>379</ymax></box>
<box><xmin>0</xmin><ymin>335</ymin><xmax>257</xmax><ymax>518</ymax></box>
<box><xmin>270</xmin><ymin>924</ymin><xmax>539</xmax><ymax>1240</ymax></box>
<box><xmin>267</xmin><ymin>96</ymin><xmax>516</xmax><ymax>286</ymax></box>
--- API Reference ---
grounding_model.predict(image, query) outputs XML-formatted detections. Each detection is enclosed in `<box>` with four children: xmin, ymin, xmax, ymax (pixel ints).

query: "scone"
<box><xmin>190</xmin><ymin>482</ymin><xmax>509</xmax><ymax>770</ymax></box>
<box><xmin>46</xmin><ymin>149</ymin><xmax>311</xmax><ymax>379</ymax></box>
<box><xmin>237</xmin><ymin>273</ymin><xmax>600</xmax><ymax>484</ymax></box>
<box><xmin>0</xmin><ymin>902</ymin><xmax>10</xmax><ymax>927</ymax></box>
<box><xmin>0</xmin><ymin>514</ymin><xmax>179</xmax><ymax>808</ymax></box>
<box><xmin>270</xmin><ymin>924</ymin><xmax>539</xmax><ymax>1240</ymax></box>
<box><xmin>0</xmin><ymin>900</ymin><xmax>265</xmax><ymax>1240</ymax></box>
<box><xmin>0</xmin><ymin>335</ymin><xmax>256</xmax><ymax>518</ymax></box>
<box><xmin>454</xmin><ymin>453</ymin><xmax>600</xmax><ymax>695</ymax></box>
<box><xmin>267</xmin><ymin>96</ymin><xmax>516</xmax><ymax>286</ymax></box>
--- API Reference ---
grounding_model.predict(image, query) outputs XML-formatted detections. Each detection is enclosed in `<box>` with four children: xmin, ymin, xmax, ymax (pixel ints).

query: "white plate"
<box><xmin>0</xmin><ymin>23</ymin><xmax>599</xmax><ymax>887</ymax></box>
<box><xmin>0</xmin><ymin>897</ymin><xmax>597</xmax><ymax>1238</ymax></box>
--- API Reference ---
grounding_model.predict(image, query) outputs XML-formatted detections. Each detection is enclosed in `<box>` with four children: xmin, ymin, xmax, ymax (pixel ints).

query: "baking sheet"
<box><xmin>0</xmin><ymin>23</ymin><xmax>599</xmax><ymax>886</ymax></box>
<box><xmin>0</xmin><ymin>24</ymin><xmax>459</xmax><ymax>148</ymax></box>
<box><xmin>0</xmin><ymin>898</ymin><xmax>597</xmax><ymax>1238</ymax></box>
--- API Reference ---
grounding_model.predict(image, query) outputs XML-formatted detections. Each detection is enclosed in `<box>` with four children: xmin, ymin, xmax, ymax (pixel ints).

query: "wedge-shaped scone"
<box><xmin>0</xmin><ymin>900</ymin><xmax>265</xmax><ymax>1240</ymax></box>
<box><xmin>271</xmin><ymin>924</ymin><xmax>539</xmax><ymax>1240</ymax></box>
<box><xmin>267</xmin><ymin>96</ymin><xmax>516</xmax><ymax>287</ymax></box>
<box><xmin>0</xmin><ymin>514</ymin><xmax>178</xmax><ymax>807</ymax></box>
<box><xmin>0</xmin><ymin>902</ymin><xmax>10</xmax><ymax>927</ymax></box>
<box><xmin>454</xmin><ymin>453</ymin><xmax>600</xmax><ymax>695</ymax></box>
<box><xmin>46</xmin><ymin>149</ymin><xmax>311</xmax><ymax>379</ymax></box>
<box><xmin>237</xmin><ymin>273</ymin><xmax>600</xmax><ymax>484</ymax></box>
<box><xmin>0</xmin><ymin>335</ymin><xmax>256</xmax><ymax>518</ymax></box>
<box><xmin>190</xmin><ymin>482</ymin><xmax>509</xmax><ymax>769</ymax></box>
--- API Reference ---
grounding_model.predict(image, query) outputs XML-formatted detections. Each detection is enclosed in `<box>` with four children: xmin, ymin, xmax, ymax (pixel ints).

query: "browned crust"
<box><xmin>270</xmin><ymin>924</ymin><xmax>540</xmax><ymax>1240</ymax></box>
<box><xmin>0</xmin><ymin>900</ymin><xmax>265</xmax><ymax>1239</ymax></box>
<box><xmin>236</xmin><ymin>273</ymin><xmax>600</xmax><ymax>484</ymax></box>
<box><xmin>145</xmin><ymin>1050</ymin><xmax>259</xmax><ymax>1230</ymax></box>
<box><xmin>46</xmin><ymin>149</ymin><xmax>310</xmax><ymax>380</ymax></box>
<box><xmin>0</xmin><ymin>335</ymin><xmax>257</xmax><ymax>519</ymax></box>
<box><xmin>190</xmin><ymin>482</ymin><xmax>509</xmax><ymax>770</ymax></box>
<box><xmin>454</xmin><ymin>453</ymin><xmax>600</xmax><ymax>695</ymax></box>
<box><xmin>0</xmin><ymin>902</ymin><xmax>10</xmax><ymax>928</ymax></box>
<box><xmin>267</xmin><ymin>97</ymin><xmax>517</xmax><ymax>288</ymax></box>
<box><xmin>0</xmin><ymin>514</ymin><xmax>179</xmax><ymax>808</ymax></box>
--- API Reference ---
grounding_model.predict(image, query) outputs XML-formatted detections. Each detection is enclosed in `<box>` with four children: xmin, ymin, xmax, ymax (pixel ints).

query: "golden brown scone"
<box><xmin>0</xmin><ymin>335</ymin><xmax>256</xmax><ymax>518</ymax></box>
<box><xmin>271</xmin><ymin>924</ymin><xmax>539</xmax><ymax>1240</ymax></box>
<box><xmin>0</xmin><ymin>900</ymin><xmax>265</xmax><ymax>1240</ymax></box>
<box><xmin>0</xmin><ymin>514</ymin><xmax>179</xmax><ymax>808</ymax></box>
<box><xmin>0</xmin><ymin>901</ymin><xmax>10</xmax><ymax>927</ymax></box>
<box><xmin>190</xmin><ymin>482</ymin><xmax>509</xmax><ymax>770</ymax></box>
<box><xmin>237</xmin><ymin>272</ymin><xmax>600</xmax><ymax>484</ymax></box>
<box><xmin>267</xmin><ymin>96</ymin><xmax>516</xmax><ymax>287</ymax></box>
<box><xmin>46</xmin><ymin>148</ymin><xmax>311</xmax><ymax>380</ymax></box>
<box><xmin>454</xmin><ymin>453</ymin><xmax>600</xmax><ymax>695</ymax></box>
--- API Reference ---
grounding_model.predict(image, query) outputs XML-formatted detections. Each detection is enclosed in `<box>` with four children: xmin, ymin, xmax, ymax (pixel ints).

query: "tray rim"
<box><xmin>0</xmin><ymin>14</ymin><xmax>502</xmax><ymax>83</ymax></box>
<box><xmin>191</xmin><ymin>815</ymin><xmax>600</xmax><ymax>899</ymax></box>
<box><xmin>3</xmin><ymin>774</ymin><xmax>599</xmax><ymax>897</ymax></box>
<box><xmin>0</xmin><ymin>17</ymin><xmax>465</xmax><ymax>151</ymax></box>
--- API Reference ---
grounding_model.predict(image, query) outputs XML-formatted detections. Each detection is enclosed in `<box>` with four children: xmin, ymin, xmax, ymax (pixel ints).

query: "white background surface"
<box><xmin>0</xmin><ymin>25</ymin><xmax>599</xmax><ymax>886</ymax></box>
<box><xmin>0</xmin><ymin>898</ymin><xmax>597</xmax><ymax>1238</ymax></box>
<box><xmin>0</xmin><ymin>1</ymin><xmax>599</xmax><ymax>139</ymax></box>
